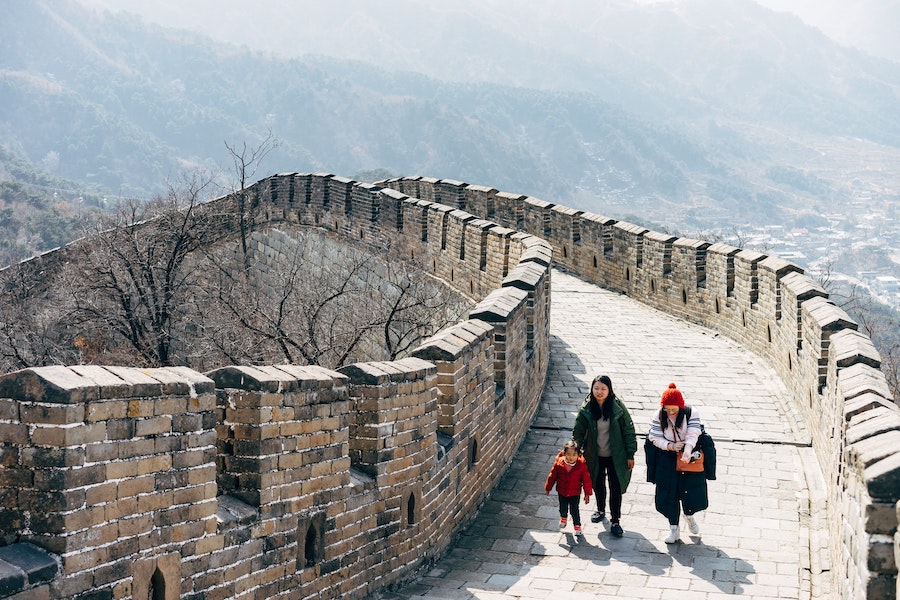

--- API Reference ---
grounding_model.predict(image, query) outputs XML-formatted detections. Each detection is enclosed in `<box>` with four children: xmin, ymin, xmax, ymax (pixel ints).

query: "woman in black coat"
<box><xmin>647</xmin><ymin>382</ymin><xmax>708</xmax><ymax>543</ymax></box>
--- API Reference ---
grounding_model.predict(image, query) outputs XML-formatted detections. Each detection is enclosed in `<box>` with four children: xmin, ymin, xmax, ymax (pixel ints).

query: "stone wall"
<box><xmin>3</xmin><ymin>169</ymin><xmax>896</xmax><ymax>598</ymax></box>
<box><xmin>0</xmin><ymin>365</ymin><xmax>217</xmax><ymax>600</ymax></box>
<box><xmin>0</xmin><ymin>174</ymin><xmax>551</xmax><ymax>599</ymax></box>
<box><xmin>381</xmin><ymin>176</ymin><xmax>900</xmax><ymax>600</ymax></box>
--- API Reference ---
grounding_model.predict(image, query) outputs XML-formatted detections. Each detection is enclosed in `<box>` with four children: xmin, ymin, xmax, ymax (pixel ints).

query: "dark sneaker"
<box><xmin>591</xmin><ymin>511</ymin><xmax>604</xmax><ymax>523</ymax></box>
<box><xmin>610</xmin><ymin>522</ymin><xmax>624</xmax><ymax>537</ymax></box>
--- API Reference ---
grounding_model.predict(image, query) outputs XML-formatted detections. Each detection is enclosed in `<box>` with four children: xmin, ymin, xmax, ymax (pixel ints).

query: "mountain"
<box><xmin>754</xmin><ymin>0</ymin><xmax>900</xmax><ymax>64</ymax></box>
<box><xmin>1</xmin><ymin>0</ymin><xmax>899</xmax><ymax>255</ymax></box>
<box><xmin>70</xmin><ymin>0</ymin><xmax>900</xmax><ymax>141</ymax></box>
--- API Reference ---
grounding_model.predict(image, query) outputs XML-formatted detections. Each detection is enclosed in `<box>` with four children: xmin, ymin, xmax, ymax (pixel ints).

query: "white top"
<box><xmin>649</xmin><ymin>406</ymin><xmax>702</xmax><ymax>456</ymax></box>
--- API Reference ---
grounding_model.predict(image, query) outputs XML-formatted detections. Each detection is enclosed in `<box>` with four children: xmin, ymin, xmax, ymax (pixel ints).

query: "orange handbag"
<box><xmin>676</xmin><ymin>450</ymin><xmax>704</xmax><ymax>472</ymax></box>
<box><xmin>674</xmin><ymin>426</ymin><xmax>705</xmax><ymax>473</ymax></box>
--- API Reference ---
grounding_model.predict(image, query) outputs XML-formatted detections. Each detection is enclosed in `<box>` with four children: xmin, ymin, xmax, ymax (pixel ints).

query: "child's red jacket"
<box><xmin>544</xmin><ymin>451</ymin><xmax>593</xmax><ymax>498</ymax></box>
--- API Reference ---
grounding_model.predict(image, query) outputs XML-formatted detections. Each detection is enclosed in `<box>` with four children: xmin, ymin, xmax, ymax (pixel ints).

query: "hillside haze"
<box><xmin>1</xmin><ymin>0</ymin><xmax>899</xmax><ymax>262</ymax></box>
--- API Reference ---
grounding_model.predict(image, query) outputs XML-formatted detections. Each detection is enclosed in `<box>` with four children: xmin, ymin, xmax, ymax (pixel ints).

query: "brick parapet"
<box><xmin>0</xmin><ymin>341</ymin><xmax>541</xmax><ymax>599</ymax></box>
<box><xmin>0</xmin><ymin>171</ymin><xmax>553</xmax><ymax>599</ymax></box>
<box><xmin>412</xmin><ymin>319</ymin><xmax>495</xmax><ymax>438</ymax></box>
<box><xmin>0</xmin><ymin>365</ymin><xmax>217</xmax><ymax>598</ymax></box>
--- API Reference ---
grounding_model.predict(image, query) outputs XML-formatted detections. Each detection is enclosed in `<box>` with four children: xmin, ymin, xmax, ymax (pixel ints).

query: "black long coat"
<box><xmin>645</xmin><ymin>445</ymin><xmax>708</xmax><ymax>520</ymax></box>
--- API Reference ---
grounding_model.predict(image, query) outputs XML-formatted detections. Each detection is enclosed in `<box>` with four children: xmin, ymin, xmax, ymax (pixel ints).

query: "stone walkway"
<box><xmin>375</xmin><ymin>269</ymin><xmax>827</xmax><ymax>600</ymax></box>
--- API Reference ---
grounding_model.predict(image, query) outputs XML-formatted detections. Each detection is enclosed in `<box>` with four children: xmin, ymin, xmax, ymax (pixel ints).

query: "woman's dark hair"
<box><xmin>589</xmin><ymin>375</ymin><xmax>615</xmax><ymax>421</ymax></box>
<box><xmin>658</xmin><ymin>406</ymin><xmax>687</xmax><ymax>430</ymax></box>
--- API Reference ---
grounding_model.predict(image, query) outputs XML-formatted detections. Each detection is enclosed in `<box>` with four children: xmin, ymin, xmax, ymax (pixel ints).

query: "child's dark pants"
<box><xmin>558</xmin><ymin>494</ymin><xmax>581</xmax><ymax>526</ymax></box>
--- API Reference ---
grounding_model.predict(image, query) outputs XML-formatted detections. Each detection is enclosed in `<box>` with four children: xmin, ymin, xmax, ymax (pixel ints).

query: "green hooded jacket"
<box><xmin>573</xmin><ymin>395</ymin><xmax>637</xmax><ymax>493</ymax></box>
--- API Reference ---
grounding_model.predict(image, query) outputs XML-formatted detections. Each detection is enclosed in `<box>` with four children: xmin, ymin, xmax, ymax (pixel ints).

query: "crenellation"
<box><xmin>637</xmin><ymin>231</ymin><xmax>677</xmax><ymax>304</ymax></box>
<box><xmin>550</xmin><ymin>204</ymin><xmax>582</xmax><ymax>259</ymax></box>
<box><xmin>416</xmin><ymin>177</ymin><xmax>439</xmax><ymax>203</ymax></box>
<box><xmin>578</xmin><ymin>213</ymin><xmax>617</xmax><ymax>275</ymax></box>
<box><xmin>464</xmin><ymin>184</ymin><xmax>498</xmax><ymax>220</ymax></box>
<box><xmin>377</xmin><ymin>187</ymin><xmax>406</xmax><ymax>233</ymax></box>
<box><xmin>524</xmin><ymin>196</ymin><xmax>555</xmax><ymax>241</ymax></box>
<box><xmin>495</xmin><ymin>191</ymin><xmax>527</xmax><ymax>230</ymax></box>
<box><xmin>434</xmin><ymin>179</ymin><xmax>467</xmax><ymax>210</ymax></box>
<box><xmin>391</xmin><ymin>176</ymin><xmax>421</xmax><ymax>200</ymax></box>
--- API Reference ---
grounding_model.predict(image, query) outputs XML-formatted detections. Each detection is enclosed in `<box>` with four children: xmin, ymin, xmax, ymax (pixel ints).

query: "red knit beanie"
<box><xmin>660</xmin><ymin>382</ymin><xmax>685</xmax><ymax>408</ymax></box>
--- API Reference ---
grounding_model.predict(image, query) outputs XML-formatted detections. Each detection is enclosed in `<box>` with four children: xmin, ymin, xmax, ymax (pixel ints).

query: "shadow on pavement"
<box><xmin>666</xmin><ymin>537</ymin><xmax>756</xmax><ymax>594</ymax></box>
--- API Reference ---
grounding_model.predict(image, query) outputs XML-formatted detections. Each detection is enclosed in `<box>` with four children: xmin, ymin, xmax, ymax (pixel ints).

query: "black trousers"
<box><xmin>557</xmin><ymin>494</ymin><xmax>581</xmax><ymax>526</ymax></box>
<box><xmin>594</xmin><ymin>456</ymin><xmax>622</xmax><ymax>522</ymax></box>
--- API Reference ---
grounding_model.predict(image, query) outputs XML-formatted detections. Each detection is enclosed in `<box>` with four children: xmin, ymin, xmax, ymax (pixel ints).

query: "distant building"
<box><xmin>876</xmin><ymin>276</ymin><xmax>900</xmax><ymax>293</ymax></box>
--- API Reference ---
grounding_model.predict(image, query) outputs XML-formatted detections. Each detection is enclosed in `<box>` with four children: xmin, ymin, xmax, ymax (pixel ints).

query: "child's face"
<box><xmin>564</xmin><ymin>448</ymin><xmax>579</xmax><ymax>462</ymax></box>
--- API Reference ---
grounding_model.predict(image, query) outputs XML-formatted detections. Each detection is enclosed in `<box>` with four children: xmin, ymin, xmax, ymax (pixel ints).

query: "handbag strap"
<box><xmin>670</xmin><ymin>406</ymin><xmax>697</xmax><ymax>444</ymax></box>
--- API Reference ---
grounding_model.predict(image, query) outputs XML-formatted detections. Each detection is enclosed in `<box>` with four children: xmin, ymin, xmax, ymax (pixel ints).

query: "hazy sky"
<box><xmin>76</xmin><ymin>0</ymin><xmax>900</xmax><ymax>64</ymax></box>
<box><xmin>752</xmin><ymin>0</ymin><xmax>900</xmax><ymax>61</ymax></box>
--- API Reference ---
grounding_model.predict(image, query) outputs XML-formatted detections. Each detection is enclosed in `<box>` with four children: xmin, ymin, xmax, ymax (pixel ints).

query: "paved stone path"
<box><xmin>376</xmin><ymin>269</ymin><xmax>827</xmax><ymax>600</ymax></box>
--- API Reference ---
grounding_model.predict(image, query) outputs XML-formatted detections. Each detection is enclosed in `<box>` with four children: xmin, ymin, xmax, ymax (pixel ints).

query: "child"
<box><xmin>545</xmin><ymin>440</ymin><xmax>593</xmax><ymax>535</ymax></box>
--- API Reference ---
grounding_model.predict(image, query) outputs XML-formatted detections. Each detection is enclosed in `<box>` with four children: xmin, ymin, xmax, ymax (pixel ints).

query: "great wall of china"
<box><xmin>0</xmin><ymin>172</ymin><xmax>897</xmax><ymax>599</ymax></box>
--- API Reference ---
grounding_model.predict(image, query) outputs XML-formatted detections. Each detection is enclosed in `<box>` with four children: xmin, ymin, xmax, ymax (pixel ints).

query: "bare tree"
<box><xmin>0</xmin><ymin>138</ymin><xmax>469</xmax><ymax>375</ymax></box>
<box><xmin>380</xmin><ymin>263</ymin><xmax>465</xmax><ymax>360</ymax></box>
<box><xmin>198</xmin><ymin>233</ymin><xmax>379</xmax><ymax>367</ymax></box>
<box><xmin>67</xmin><ymin>172</ymin><xmax>222</xmax><ymax>366</ymax></box>
<box><xmin>224</xmin><ymin>130</ymin><xmax>277</xmax><ymax>264</ymax></box>
<box><xmin>0</xmin><ymin>262</ymin><xmax>76</xmax><ymax>372</ymax></box>
<box><xmin>189</xmin><ymin>229</ymin><xmax>470</xmax><ymax>370</ymax></box>
<box><xmin>815</xmin><ymin>260</ymin><xmax>900</xmax><ymax>401</ymax></box>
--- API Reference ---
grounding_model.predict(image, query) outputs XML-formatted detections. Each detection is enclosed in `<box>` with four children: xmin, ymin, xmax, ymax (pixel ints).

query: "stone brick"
<box><xmin>86</xmin><ymin>400</ymin><xmax>128</xmax><ymax>423</ymax></box>
<box><xmin>117</xmin><ymin>438</ymin><xmax>155</xmax><ymax>460</ymax></box>
<box><xmin>19</xmin><ymin>403</ymin><xmax>85</xmax><ymax>425</ymax></box>
<box><xmin>135</xmin><ymin>415</ymin><xmax>172</xmax><ymax>437</ymax></box>
<box><xmin>117</xmin><ymin>514</ymin><xmax>151</xmax><ymax>537</ymax></box>
<box><xmin>127</xmin><ymin>399</ymin><xmax>156</xmax><ymax>418</ymax></box>
<box><xmin>84</xmin><ymin>441</ymin><xmax>119</xmax><ymax>463</ymax></box>
<box><xmin>84</xmin><ymin>481</ymin><xmax>117</xmax><ymax>506</ymax></box>
<box><xmin>34</xmin><ymin>464</ymin><xmax>104</xmax><ymax>490</ymax></box>
<box><xmin>196</xmin><ymin>534</ymin><xmax>225</xmax><ymax>555</ymax></box>
<box><xmin>136</xmin><ymin>491</ymin><xmax>173</xmax><ymax>513</ymax></box>
<box><xmin>116</xmin><ymin>475</ymin><xmax>155</xmax><ymax>499</ymax></box>
<box><xmin>21</xmin><ymin>446</ymin><xmax>84</xmax><ymax>468</ymax></box>
<box><xmin>106</xmin><ymin>496</ymin><xmax>138</xmax><ymax>521</ymax></box>
<box><xmin>60</xmin><ymin>546</ymin><xmax>109</xmax><ymax>573</ymax></box>
<box><xmin>104</xmin><ymin>418</ymin><xmax>134</xmax><ymax>440</ymax></box>
<box><xmin>91</xmin><ymin>558</ymin><xmax>131</xmax><ymax>588</ymax></box>
<box><xmin>154</xmin><ymin>396</ymin><xmax>186</xmax><ymax>416</ymax></box>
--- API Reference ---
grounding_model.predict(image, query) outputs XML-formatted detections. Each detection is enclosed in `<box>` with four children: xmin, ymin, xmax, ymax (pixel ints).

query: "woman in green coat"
<box><xmin>572</xmin><ymin>374</ymin><xmax>636</xmax><ymax>537</ymax></box>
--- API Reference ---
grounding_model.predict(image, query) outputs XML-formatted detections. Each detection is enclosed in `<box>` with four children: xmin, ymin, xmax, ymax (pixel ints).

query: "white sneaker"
<box><xmin>685</xmin><ymin>514</ymin><xmax>700</xmax><ymax>534</ymax></box>
<box><xmin>664</xmin><ymin>526</ymin><xmax>680</xmax><ymax>544</ymax></box>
